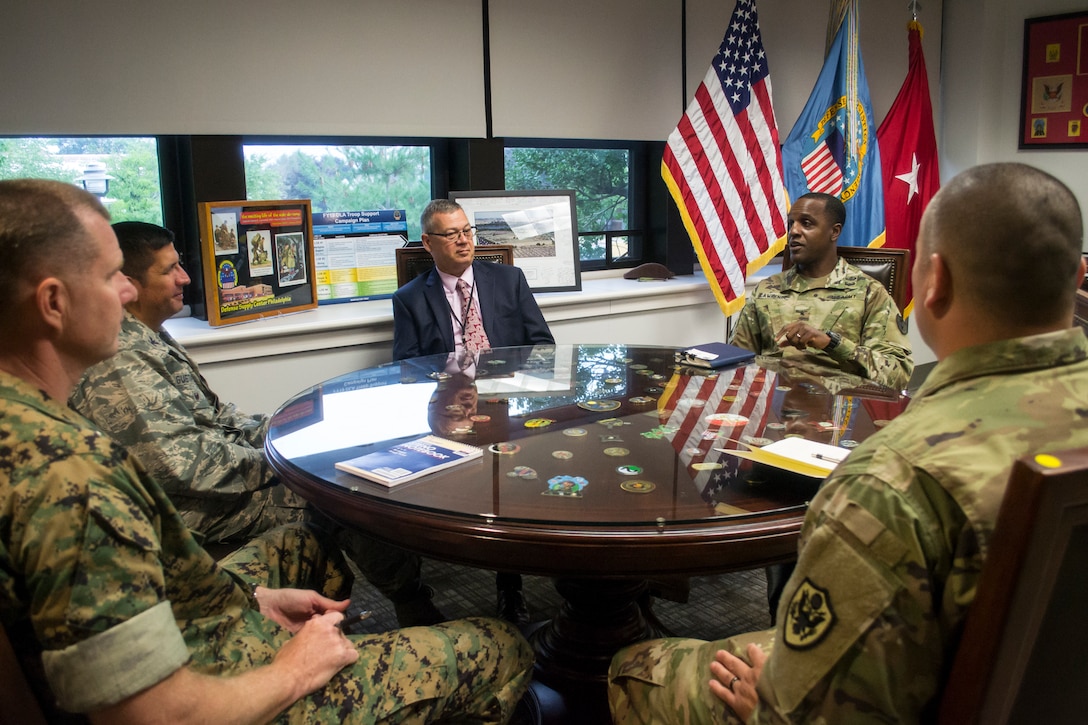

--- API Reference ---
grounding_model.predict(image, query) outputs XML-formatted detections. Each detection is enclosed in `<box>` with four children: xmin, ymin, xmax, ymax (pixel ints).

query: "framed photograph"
<box><xmin>449</xmin><ymin>189</ymin><xmax>582</xmax><ymax>293</ymax></box>
<box><xmin>197</xmin><ymin>199</ymin><xmax>318</xmax><ymax>326</ymax></box>
<box><xmin>1019</xmin><ymin>11</ymin><xmax>1088</xmax><ymax>149</ymax></box>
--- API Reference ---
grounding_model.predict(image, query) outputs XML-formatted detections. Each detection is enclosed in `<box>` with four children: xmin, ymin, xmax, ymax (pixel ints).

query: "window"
<box><xmin>243</xmin><ymin>143</ymin><xmax>432</xmax><ymax>240</ymax></box>
<box><xmin>503</xmin><ymin>143</ymin><xmax>642</xmax><ymax>268</ymax></box>
<box><xmin>0</xmin><ymin>137</ymin><xmax>164</xmax><ymax>224</ymax></box>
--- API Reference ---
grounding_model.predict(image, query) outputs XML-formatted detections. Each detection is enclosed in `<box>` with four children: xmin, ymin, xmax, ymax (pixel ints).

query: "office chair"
<box><xmin>781</xmin><ymin>245</ymin><xmax>911</xmax><ymax>313</ymax></box>
<box><xmin>1</xmin><ymin>624</ymin><xmax>49</xmax><ymax>725</ymax></box>
<box><xmin>937</xmin><ymin>446</ymin><xmax>1088</xmax><ymax>724</ymax></box>
<box><xmin>395</xmin><ymin>244</ymin><xmax>515</xmax><ymax>288</ymax></box>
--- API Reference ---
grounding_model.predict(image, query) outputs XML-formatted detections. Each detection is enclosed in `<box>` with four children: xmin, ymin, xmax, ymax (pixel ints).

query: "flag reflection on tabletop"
<box><xmin>657</xmin><ymin>365</ymin><xmax>775</xmax><ymax>500</ymax></box>
<box><xmin>662</xmin><ymin>0</ymin><xmax>787</xmax><ymax>317</ymax></box>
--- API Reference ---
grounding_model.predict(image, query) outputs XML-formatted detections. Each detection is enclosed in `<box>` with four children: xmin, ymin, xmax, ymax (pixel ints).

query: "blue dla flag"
<box><xmin>781</xmin><ymin>15</ymin><xmax>885</xmax><ymax>248</ymax></box>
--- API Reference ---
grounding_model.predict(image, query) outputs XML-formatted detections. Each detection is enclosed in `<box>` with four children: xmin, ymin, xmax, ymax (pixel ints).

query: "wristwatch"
<box><xmin>824</xmin><ymin>330</ymin><xmax>842</xmax><ymax>351</ymax></box>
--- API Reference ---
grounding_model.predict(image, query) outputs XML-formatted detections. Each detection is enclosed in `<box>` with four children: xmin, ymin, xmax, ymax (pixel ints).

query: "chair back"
<box><xmin>395</xmin><ymin>244</ymin><xmax>514</xmax><ymax>288</ymax></box>
<box><xmin>1075</xmin><ymin>258</ymin><xmax>1088</xmax><ymax>335</ymax></box>
<box><xmin>781</xmin><ymin>245</ymin><xmax>911</xmax><ymax>313</ymax></box>
<box><xmin>0</xmin><ymin>624</ymin><xmax>49</xmax><ymax>725</ymax></box>
<box><xmin>937</xmin><ymin>446</ymin><xmax>1088</xmax><ymax>724</ymax></box>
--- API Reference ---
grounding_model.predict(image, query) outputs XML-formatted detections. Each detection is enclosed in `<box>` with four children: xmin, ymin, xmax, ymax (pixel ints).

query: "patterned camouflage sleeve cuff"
<box><xmin>820</xmin><ymin>335</ymin><xmax>853</xmax><ymax>361</ymax></box>
<box><xmin>41</xmin><ymin>600</ymin><xmax>189</xmax><ymax>713</ymax></box>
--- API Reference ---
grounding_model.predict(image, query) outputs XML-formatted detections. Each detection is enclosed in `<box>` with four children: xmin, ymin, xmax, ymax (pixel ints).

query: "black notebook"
<box><xmin>676</xmin><ymin>342</ymin><xmax>756</xmax><ymax>369</ymax></box>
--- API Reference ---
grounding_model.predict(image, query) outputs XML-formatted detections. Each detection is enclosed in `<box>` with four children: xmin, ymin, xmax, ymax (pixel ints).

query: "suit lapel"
<box><xmin>423</xmin><ymin>268</ymin><xmax>455</xmax><ymax>352</ymax></box>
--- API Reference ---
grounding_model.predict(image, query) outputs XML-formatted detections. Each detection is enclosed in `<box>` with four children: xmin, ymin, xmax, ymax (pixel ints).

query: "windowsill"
<box><xmin>164</xmin><ymin>268</ymin><xmax>715</xmax><ymax>356</ymax></box>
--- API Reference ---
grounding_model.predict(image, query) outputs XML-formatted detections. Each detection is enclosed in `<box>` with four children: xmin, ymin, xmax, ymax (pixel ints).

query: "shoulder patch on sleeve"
<box><xmin>784</xmin><ymin>578</ymin><xmax>836</xmax><ymax>650</ymax></box>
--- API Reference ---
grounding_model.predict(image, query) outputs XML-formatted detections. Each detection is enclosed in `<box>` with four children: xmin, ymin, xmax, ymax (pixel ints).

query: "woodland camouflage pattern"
<box><xmin>731</xmin><ymin>258</ymin><xmax>913</xmax><ymax>390</ymax></box>
<box><xmin>610</xmin><ymin>329</ymin><xmax>1088</xmax><ymax>723</ymax></box>
<box><xmin>2</xmin><ymin>371</ymin><xmax>533</xmax><ymax>721</ymax></box>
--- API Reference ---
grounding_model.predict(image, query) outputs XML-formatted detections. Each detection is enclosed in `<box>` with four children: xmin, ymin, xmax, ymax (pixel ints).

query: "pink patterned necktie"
<box><xmin>457</xmin><ymin>278</ymin><xmax>490</xmax><ymax>355</ymax></box>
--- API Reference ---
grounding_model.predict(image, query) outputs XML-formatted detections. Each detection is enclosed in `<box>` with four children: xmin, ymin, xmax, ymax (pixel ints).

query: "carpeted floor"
<box><xmin>345</xmin><ymin>558</ymin><xmax>772</xmax><ymax>643</ymax></box>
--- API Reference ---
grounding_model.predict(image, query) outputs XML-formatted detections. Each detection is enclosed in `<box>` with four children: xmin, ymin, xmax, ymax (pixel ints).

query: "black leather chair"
<box><xmin>781</xmin><ymin>245</ymin><xmax>911</xmax><ymax>313</ymax></box>
<box><xmin>395</xmin><ymin>244</ymin><xmax>514</xmax><ymax>288</ymax></box>
<box><xmin>937</xmin><ymin>446</ymin><xmax>1088</xmax><ymax>724</ymax></box>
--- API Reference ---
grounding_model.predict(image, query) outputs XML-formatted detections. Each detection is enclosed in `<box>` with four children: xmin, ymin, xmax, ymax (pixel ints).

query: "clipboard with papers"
<box><xmin>716</xmin><ymin>437</ymin><xmax>850</xmax><ymax>478</ymax></box>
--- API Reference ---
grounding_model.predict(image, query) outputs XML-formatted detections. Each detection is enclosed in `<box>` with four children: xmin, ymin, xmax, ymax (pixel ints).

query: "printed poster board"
<box><xmin>197</xmin><ymin>199</ymin><xmax>318</xmax><ymax>326</ymax></box>
<box><xmin>312</xmin><ymin>210</ymin><xmax>408</xmax><ymax>304</ymax></box>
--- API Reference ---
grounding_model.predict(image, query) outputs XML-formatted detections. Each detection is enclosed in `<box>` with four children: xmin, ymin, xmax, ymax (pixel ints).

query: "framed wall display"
<box><xmin>312</xmin><ymin>210</ymin><xmax>408</xmax><ymax>305</ymax></box>
<box><xmin>1020</xmin><ymin>11</ymin><xmax>1088</xmax><ymax>149</ymax></box>
<box><xmin>197</xmin><ymin>199</ymin><xmax>318</xmax><ymax>326</ymax></box>
<box><xmin>449</xmin><ymin>189</ymin><xmax>582</xmax><ymax>293</ymax></box>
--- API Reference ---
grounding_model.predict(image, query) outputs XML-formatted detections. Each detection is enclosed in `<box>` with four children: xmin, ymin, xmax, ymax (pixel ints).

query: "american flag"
<box><xmin>801</xmin><ymin>140</ymin><xmax>845</xmax><ymax>196</ymax></box>
<box><xmin>662</xmin><ymin>0</ymin><xmax>787</xmax><ymax>317</ymax></box>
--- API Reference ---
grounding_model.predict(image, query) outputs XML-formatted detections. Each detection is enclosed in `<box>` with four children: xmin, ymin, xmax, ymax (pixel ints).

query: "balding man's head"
<box><xmin>918</xmin><ymin>163</ymin><xmax>1083</xmax><ymax>328</ymax></box>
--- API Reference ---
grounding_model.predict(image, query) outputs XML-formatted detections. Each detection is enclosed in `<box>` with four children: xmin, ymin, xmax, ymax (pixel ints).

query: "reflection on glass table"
<box><xmin>266</xmin><ymin>344</ymin><xmax>910</xmax><ymax>715</ymax></box>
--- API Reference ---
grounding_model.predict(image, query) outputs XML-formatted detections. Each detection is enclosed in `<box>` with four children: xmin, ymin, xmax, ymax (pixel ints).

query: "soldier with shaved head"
<box><xmin>610</xmin><ymin>163</ymin><xmax>1088</xmax><ymax>723</ymax></box>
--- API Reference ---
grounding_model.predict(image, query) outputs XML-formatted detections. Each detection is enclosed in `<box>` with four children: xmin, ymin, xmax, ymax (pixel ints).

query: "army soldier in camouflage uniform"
<box><xmin>609</xmin><ymin>163</ymin><xmax>1088</xmax><ymax>723</ymax></box>
<box><xmin>731</xmin><ymin>192</ymin><xmax>914</xmax><ymax>391</ymax></box>
<box><xmin>0</xmin><ymin>179</ymin><xmax>533</xmax><ymax>723</ymax></box>
<box><xmin>69</xmin><ymin>222</ymin><xmax>443</xmax><ymax>626</ymax></box>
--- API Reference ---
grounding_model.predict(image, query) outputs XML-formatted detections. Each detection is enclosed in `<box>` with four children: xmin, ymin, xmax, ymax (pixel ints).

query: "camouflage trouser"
<box><xmin>220</xmin><ymin>524</ymin><xmax>534</xmax><ymax>724</ymax></box>
<box><xmin>608</xmin><ymin>630</ymin><xmax>775</xmax><ymax>725</ymax></box>
<box><xmin>286</xmin><ymin>617</ymin><xmax>534</xmax><ymax>725</ymax></box>
<box><xmin>220</xmin><ymin>521</ymin><xmax>353</xmax><ymax>599</ymax></box>
<box><xmin>196</xmin><ymin>482</ymin><xmax>424</xmax><ymax>603</ymax></box>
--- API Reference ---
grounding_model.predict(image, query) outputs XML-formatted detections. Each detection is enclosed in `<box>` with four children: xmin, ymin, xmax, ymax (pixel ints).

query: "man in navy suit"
<box><xmin>393</xmin><ymin>199</ymin><xmax>553</xmax><ymax>361</ymax></box>
<box><xmin>392</xmin><ymin>198</ymin><xmax>555</xmax><ymax>625</ymax></box>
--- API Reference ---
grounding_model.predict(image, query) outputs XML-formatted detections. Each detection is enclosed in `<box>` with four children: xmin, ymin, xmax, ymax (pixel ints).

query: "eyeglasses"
<box><xmin>426</xmin><ymin>226</ymin><xmax>476</xmax><ymax>243</ymax></box>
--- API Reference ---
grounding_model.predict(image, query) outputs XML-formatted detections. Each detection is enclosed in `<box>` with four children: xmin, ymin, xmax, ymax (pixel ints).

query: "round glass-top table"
<box><xmin>266</xmin><ymin>343</ymin><xmax>909</xmax><ymax>709</ymax></box>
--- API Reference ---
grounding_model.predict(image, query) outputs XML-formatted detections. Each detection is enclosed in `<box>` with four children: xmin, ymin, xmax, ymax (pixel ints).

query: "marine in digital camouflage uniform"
<box><xmin>731</xmin><ymin>256</ymin><xmax>913</xmax><ymax>391</ymax></box>
<box><xmin>2</xmin><ymin>370</ymin><xmax>534</xmax><ymax>722</ymax></box>
<box><xmin>610</xmin><ymin>163</ymin><xmax>1088</xmax><ymax>723</ymax></box>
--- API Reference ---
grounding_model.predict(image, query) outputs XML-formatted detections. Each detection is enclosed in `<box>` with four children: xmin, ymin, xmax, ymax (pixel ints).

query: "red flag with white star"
<box><xmin>877</xmin><ymin>21</ymin><xmax>939</xmax><ymax>317</ymax></box>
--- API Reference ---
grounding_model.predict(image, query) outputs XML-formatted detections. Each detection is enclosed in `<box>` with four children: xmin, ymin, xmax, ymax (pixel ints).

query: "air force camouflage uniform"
<box><xmin>70</xmin><ymin>312</ymin><xmax>296</xmax><ymax>542</ymax></box>
<box><xmin>609</xmin><ymin>329</ymin><xmax>1088</xmax><ymax>723</ymax></box>
<box><xmin>69</xmin><ymin>312</ymin><xmax>423</xmax><ymax>604</ymax></box>
<box><xmin>1</xmin><ymin>371</ymin><xmax>533</xmax><ymax>722</ymax></box>
<box><xmin>731</xmin><ymin>258</ymin><xmax>913</xmax><ymax>390</ymax></box>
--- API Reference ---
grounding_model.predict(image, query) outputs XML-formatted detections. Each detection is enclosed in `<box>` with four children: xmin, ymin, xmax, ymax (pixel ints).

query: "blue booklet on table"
<box><xmin>676</xmin><ymin>342</ymin><xmax>756</xmax><ymax>369</ymax></box>
<box><xmin>336</xmin><ymin>434</ymin><xmax>482</xmax><ymax>486</ymax></box>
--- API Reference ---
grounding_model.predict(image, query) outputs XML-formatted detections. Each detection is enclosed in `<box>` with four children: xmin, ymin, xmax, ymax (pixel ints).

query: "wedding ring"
<box><xmin>728</xmin><ymin>675</ymin><xmax>741</xmax><ymax>692</ymax></box>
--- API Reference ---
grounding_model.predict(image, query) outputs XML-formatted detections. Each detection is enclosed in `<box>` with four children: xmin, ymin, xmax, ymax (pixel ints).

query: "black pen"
<box><xmin>337</xmin><ymin>610</ymin><xmax>373</xmax><ymax>630</ymax></box>
<box><xmin>812</xmin><ymin>452</ymin><xmax>845</xmax><ymax>463</ymax></box>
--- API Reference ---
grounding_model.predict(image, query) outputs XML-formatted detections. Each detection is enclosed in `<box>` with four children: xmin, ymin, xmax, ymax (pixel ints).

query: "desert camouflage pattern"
<box><xmin>610</xmin><ymin>329</ymin><xmax>1088</xmax><ymax>723</ymax></box>
<box><xmin>731</xmin><ymin>258</ymin><xmax>913</xmax><ymax>390</ymax></box>
<box><xmin>2</xmin><ymin>371</ymin><xmax>533</xmax><ymax>721</ymax></box>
